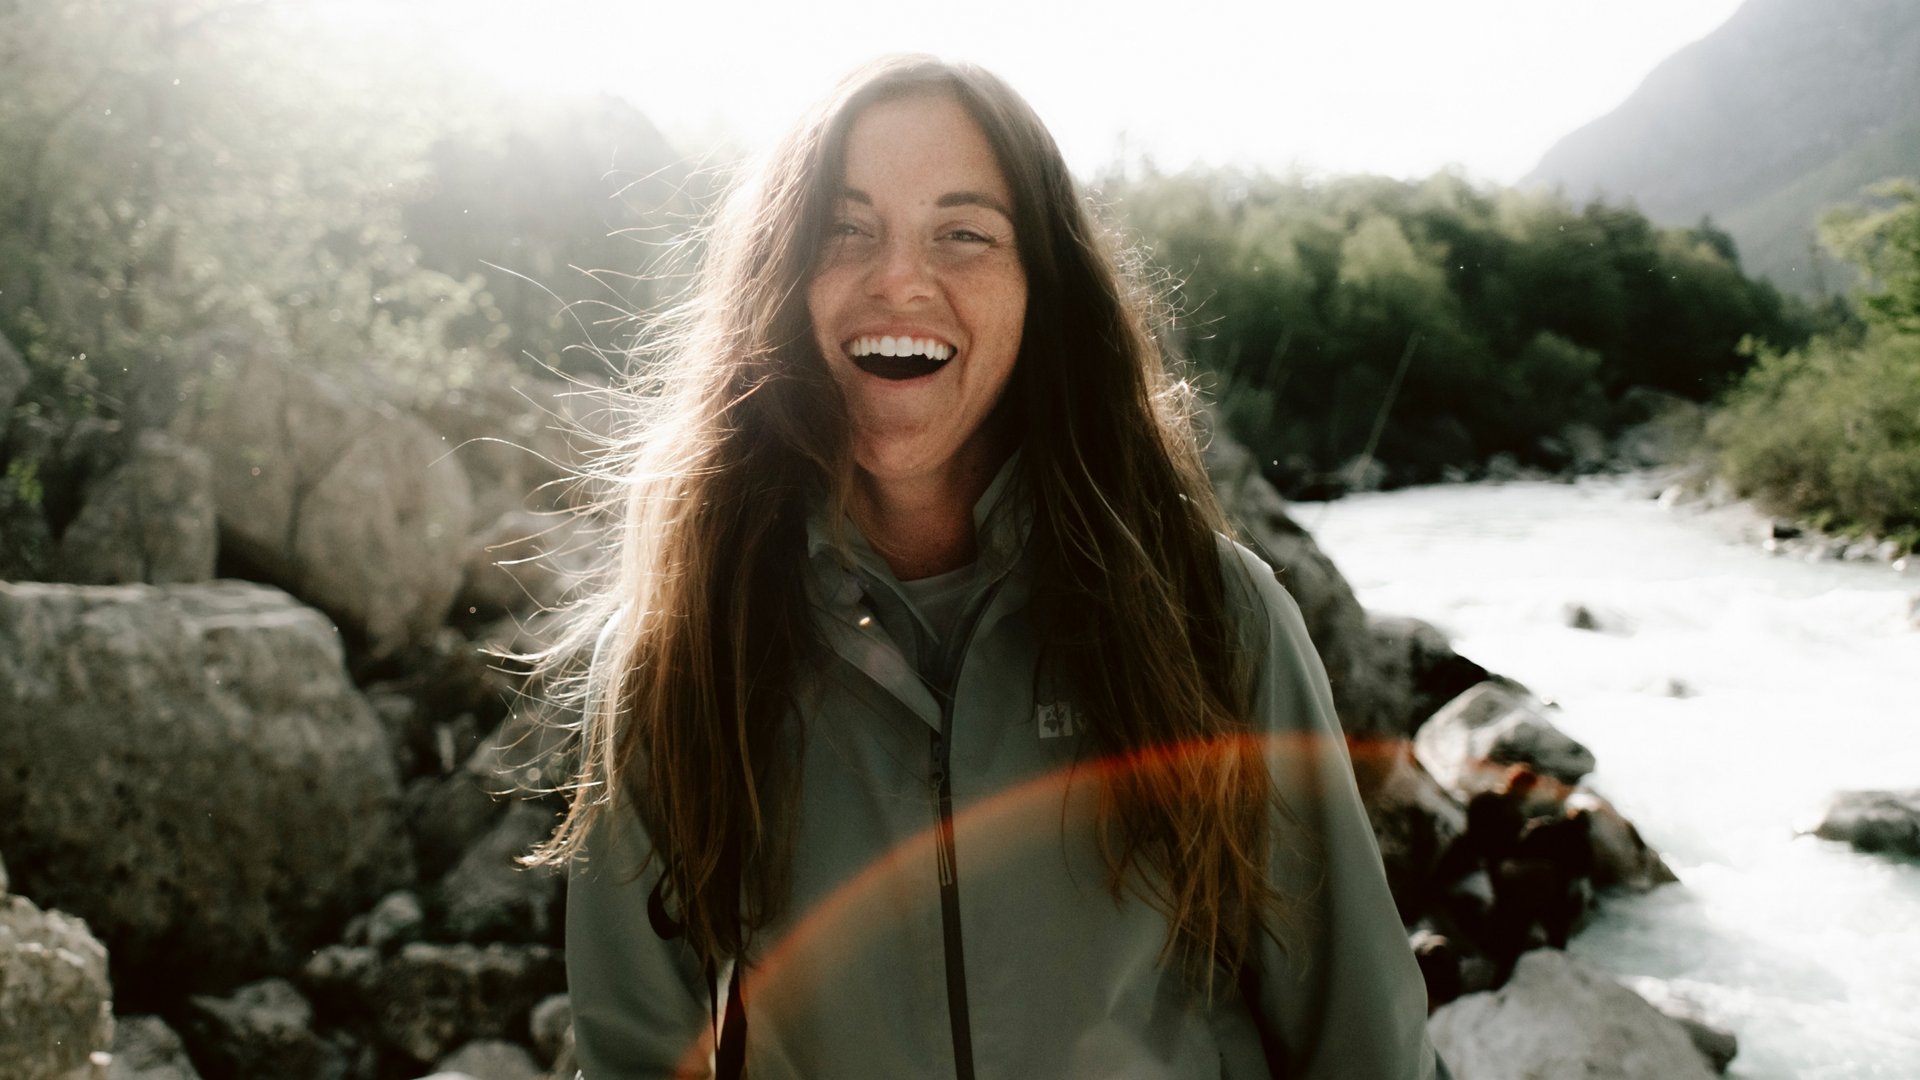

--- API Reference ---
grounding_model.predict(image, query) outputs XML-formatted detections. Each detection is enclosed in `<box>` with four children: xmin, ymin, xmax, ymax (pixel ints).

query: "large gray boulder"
<box><xmin>0</xmin><ymin>889</ymin><xmax>114</xmax><ymax>1080</ymax></box>
<box><xmin>413</xmin><ymin>377</ymin><xmax>608</xmax><ymax>528</ymax></box>
<box><xmin>1415</xmin><ymin>682</ymin><xmax>1597</xmax><ymax>800</ymax></box>
<box><xmin>174</xmin><ymin>340</ymin><xmax>473</xmax><ymax>656</ymax></box>
<box><xmin>55</xmin><ymin>431</ymin><xmax>217</xmax><ymax>585</ymax></box>
<box><xmin>1812</xmin><ymin>789</ymin><xmax>1920</xmax><ymax>858</ymax></box>
<box><xmin>0</xmin><ymin>581</ymin><xmax>412</xmax><ymax>988</ymax></box>
<box><xmin>1205</xmin><ymin>427</ymin><xmax>1380</xmax><ymax>734</ymax></box>
<box><xmin>1428</xmin><ymin>950</ymin><xmax>1719</xmax><ymax>1080</ymax></box>
<box><xmin>455</xmin><ymin>509</ymin><xmax>598</xmax><ymax>620</ymax></box>
<box><xmin>1362</xmin><ymin>615</ymin><xmax>1489</xmax><ymax>737</ymax></box>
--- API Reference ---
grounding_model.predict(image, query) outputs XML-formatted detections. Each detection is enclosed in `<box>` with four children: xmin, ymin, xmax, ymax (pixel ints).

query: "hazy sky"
<box><xmin>355</xmin><ymin>0</ymin><xmax>1748</xmax><ymax>184</ymax></box>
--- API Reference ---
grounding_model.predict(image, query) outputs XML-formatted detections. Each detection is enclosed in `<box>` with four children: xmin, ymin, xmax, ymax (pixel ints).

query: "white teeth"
<box><xmin>848</xmin><ymin>335</ymin><xmax>953</xmax><ymax>360</ymax></box>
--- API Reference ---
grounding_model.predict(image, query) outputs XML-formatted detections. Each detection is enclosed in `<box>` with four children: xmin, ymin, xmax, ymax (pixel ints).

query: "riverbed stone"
<box><xmin>1414</xmin><ymin>682</ymin><xmax>1597</xmax><ymax>798</ymax></box>
<box><xmin>300</xmin><ymin>942</ymin><xmax>564</xmax><ymax>1065</ymax></box>
<box><xmin>0</xmin><ymin>893</ymin><xmax>114</xmax><ymax>1080</ymax></box>
<box><xmin>1427</xmin><ymin>949</ymin><xmax>1716</xmax><ymax>1080</ymax></box>
<box><xmin>182</xmin><ymin>978</ymin><xmax>344</xmax><ymax>1080</ymax></box>
<box><xmin>433</xmin><ymin>1040</ymin><xmax>543</xmax><ymax>1080</ymax></box>
<box><xmin>55</xmin><ymin>431</ymin><xmax>217</xmax><ymax>586</ymax></box>
<box><xmin>0</xmin><ymin>580</ymin><xmax>412</xmax><ymax>990</ymax></box>
<box><xmin>174</xmin><ymin>337</ymin><xmax>473</xmax><ymax>657</ymax></box>
<box><xmin>433</xmin><ymin>800</ymin><xmax>564</xmax><ymax>944</ymax></box>
<box><xmin>1812</xmin><ymin>789</ymin><xmax>1920</xmax><ymax>858</ymax></box>
<box><xmin>106</xmin><ymin>1016</ymin><xmax>203</xmax><ymax>1080</ymax></box>
<box><xmin>1566</xmin><ymin>790</ymin><xmax>1678</xmax><ymax>891</ymax></box>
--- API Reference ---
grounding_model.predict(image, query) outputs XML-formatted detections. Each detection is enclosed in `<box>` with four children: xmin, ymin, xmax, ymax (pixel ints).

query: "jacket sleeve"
<box><xmin>568</xmin><ymin>809</ymin><xmax>719</xmax><ymax>1079</ymax></box>
<box><xmin>1225</xmin><ymin>541</ymin><xmax>1440</xmax><ymax>1080</ymax></box>
<box><xmin>565</xmin><ymin>617</ymin><xmax>719</xmax><ymax>1080</ymax></box>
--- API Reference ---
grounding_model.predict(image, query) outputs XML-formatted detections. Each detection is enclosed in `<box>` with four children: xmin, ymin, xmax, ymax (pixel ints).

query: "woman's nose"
<box><xmin>864</xmin><ymin>234</ymin><xmax>935</xmax><ymax>305</ymax></box>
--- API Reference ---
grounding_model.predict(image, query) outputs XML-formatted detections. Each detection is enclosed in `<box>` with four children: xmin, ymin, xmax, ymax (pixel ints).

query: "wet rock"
<box><xmin>1622</xmin><ymin>976</ymin><xmax>1738</xmax><ymax>1074</ymax></box>
<box><xmin>1811</xmin><ymin>789</ymin><xmax>1920</xmax><ymax>858</ymax></box>
<box><xmin>1414</xmin><ymin>682</ymin><xmax>1596</xmax><ymax>799</ymax></box>
<box><xmin>174</xmin><ymin>337</ymin><xmax>473</xmax><ymax>657</ymax></box>
<box><xmin>433</xmin><ymin>1040</ymin><xmax>542</xmax><ymax>1080</ymax></box>
<box><xmin>54</xmin><ymin>431</ymin><xmax>216</xmax><ymax>586</ymax></box>
<box><xmin>0</xmin><ymin>581</ymin><xmax>412</xmax><ymax>990</ymax></box>
<box><xmin>1350</xmin><ymin>741</ymin><xmax>1466</xmax><ymax>920</ymax></box>
<box><xmin>1409</xmin><ymin>928</ymin><xmax>1463</xmax><ymax>1009</ymax></box>
<box><xmin>1427</xmin><ymin>950</ymin><xmax>1716</xmax><ymax>1080</ymax></box>
<box><xmin>107</xmin><ymin>1015</ymin><xmax>203</xmax><ymax>1080</ymax></box>
<box><xmin>300</xmin><ymin>942</ymin><xmax>564</xmax><ymax>1065</ymax></box>
<box><xmin>0</xmin><ymin>893</ymin><xmax>114</xmax><ymax>1080</ymax></box>
<box><xmin>1360</xmin><ymin>615</ymin><xmax>1489</xmax><ymax>738</ymax></box>
<box><xmin>433</xmin><ymin>801</ymin><xmax>563</xmax><ymax>944</ymax></box>
<box><xmin>1566</xmin><ymin>790</ymin><xmax>1678</xmax><ymax>891</ymax></box>
<box><xmin>182</xmin><ymin>979</ymin><xmax>344</xmax><ymax>1080</ymax></box>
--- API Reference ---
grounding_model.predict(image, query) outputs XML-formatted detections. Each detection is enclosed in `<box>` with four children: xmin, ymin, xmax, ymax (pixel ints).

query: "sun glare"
<box><xmin>286</xmin><ymin>0</ymin><xmax>1744</xmax><ymax>182</ymax></box>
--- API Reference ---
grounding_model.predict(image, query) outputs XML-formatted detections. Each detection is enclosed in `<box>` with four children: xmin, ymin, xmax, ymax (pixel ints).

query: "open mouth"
<box><xmin>847</xmin><ymin>334</ymin><xmax>954</xmax><ymax>381</ymax></box>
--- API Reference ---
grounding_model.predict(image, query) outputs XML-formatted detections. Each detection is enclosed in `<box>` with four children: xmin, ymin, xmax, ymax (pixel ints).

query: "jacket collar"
<box><xmin>803</xmin><ymin>453</ymin><xmax>1033</xmax><ymax>727</ymax></box>
<box><xmin>803</xmin><ymin>450</ymin><xmax>1032</xmax><ymax>600</ymax></box>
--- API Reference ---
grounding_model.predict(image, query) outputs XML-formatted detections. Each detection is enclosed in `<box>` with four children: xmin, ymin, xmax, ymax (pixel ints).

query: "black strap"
<box><xmin>1237</xmin><ymin>963</ymin><xmax>1286</xmax><ymax>1078</ymax></box>
<box><xmin>717</xmin><ymin>961</ymin><xmax>747</xmax><ymax>1079</ymax></box>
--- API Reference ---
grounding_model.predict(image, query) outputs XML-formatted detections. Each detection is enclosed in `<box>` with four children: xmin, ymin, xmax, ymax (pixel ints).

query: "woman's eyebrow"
<box><xmin>837</xmin><ymin>188</ymin><xmax>1012</xmax><ymax>218</ymax></box>
<box><xmin>936</xmin><ymin>191</ymin><xmax>1013</xmax><ymax>218</ymax></box>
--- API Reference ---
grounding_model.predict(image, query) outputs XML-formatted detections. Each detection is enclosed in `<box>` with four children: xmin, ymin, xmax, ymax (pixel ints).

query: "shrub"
<box><xmin>1711</xmin><ymin>329</ymin><xmax>1920</xmax><ymax>541</ymax></box>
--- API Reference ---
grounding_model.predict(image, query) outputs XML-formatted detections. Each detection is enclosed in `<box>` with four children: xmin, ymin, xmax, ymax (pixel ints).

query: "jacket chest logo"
<box><xmin>1036</xmin><ymin>700</ymin><xmax>1083</xmax><ymax>739</ymax></box>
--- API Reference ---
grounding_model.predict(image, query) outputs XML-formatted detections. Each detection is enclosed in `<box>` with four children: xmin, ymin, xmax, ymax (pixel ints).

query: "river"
<box><xmin>1303</xmin><ymin>474</ymin><xmax>1920</xmax><ymax>1080</ymax></box>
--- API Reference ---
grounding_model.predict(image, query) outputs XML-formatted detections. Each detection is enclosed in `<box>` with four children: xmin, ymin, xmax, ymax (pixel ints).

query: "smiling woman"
<box><xmin>536</xmin><ymin>55</ymin><xmax>1442</xmax><ymax>1080</ymax></box>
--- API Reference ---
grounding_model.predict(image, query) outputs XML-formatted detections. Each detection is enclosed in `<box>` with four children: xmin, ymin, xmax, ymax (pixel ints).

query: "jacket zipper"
<box><xmin>931</xmin><ymin>722</ymin><xmax>975</xmax><ymax>1080</ymax></box>
<box><xmin>926</xmin><ymin>575</ymin><xmax>1008</xmax><ymax>1080</ymax></box>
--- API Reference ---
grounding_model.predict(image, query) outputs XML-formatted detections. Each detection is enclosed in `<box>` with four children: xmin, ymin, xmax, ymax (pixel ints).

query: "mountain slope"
<box><xmin>1522</xmin><ymin>0</ymin><xmax>1920</xmax><ymax>294</ymax></box>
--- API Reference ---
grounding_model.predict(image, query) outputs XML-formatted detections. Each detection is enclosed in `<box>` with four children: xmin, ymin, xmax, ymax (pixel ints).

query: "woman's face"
<box><xmin>807</xmin><ymin>92</ymin><xmax>1028</xmax><ymax>487</ymax></box>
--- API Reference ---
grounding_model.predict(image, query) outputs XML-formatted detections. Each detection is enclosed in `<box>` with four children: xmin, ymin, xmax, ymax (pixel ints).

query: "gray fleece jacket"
<box><xmin>566</xmin><ymin>460</ymin><xmax>1439</xmax><ymax>1078</ymax></box>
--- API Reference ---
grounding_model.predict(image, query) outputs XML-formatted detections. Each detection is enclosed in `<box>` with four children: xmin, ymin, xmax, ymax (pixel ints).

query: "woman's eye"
<box><xmin>830</xmin><ymin>221</ymin><xmax>866</xmax><ymax>238</ymax></box>
<box><xmin>944</xmin><ymin>227</ymin><xmax>991</xmax><ymax>244</ymax></box>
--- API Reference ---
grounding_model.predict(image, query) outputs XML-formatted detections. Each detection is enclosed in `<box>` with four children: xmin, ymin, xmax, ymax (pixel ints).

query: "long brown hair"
<box><xmin>536</xmin><ymin>55</ymin><xmax>1283</xmax><ymax>978</ymax></box>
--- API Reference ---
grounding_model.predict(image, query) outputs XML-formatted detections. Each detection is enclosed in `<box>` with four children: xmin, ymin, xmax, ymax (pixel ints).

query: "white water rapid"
<box><xmin>1304</xmin><ymin>474</ymin><xmax>1920</xmax><ymax>1080</ymax></box>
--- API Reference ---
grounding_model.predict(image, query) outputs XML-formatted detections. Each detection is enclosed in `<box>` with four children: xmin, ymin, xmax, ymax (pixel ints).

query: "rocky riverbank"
<box><xmin>2</xmin><ymin>330</ymin><xmax>1728</xmax><ymax>1079</ymax></box>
